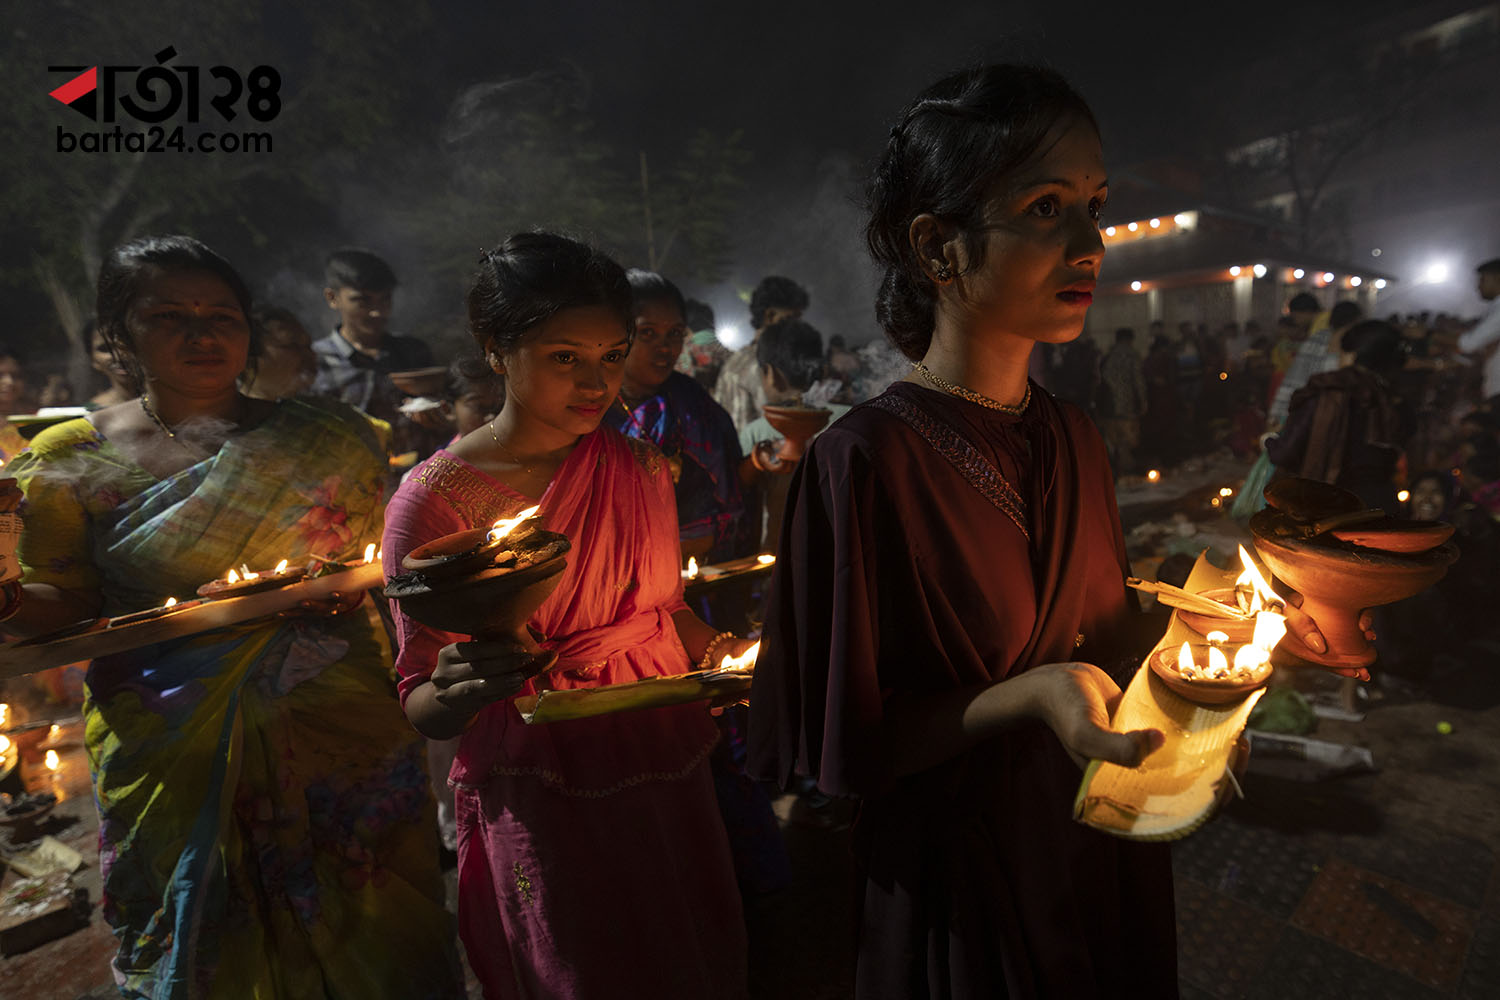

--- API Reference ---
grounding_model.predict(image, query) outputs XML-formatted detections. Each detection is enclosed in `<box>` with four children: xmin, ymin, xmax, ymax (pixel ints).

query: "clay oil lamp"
<box><xmin>197</xmin><ymin>558</ymin><xmax>307</xmax><ymax>600</ymax></box>
<box><xmin>384</xmin><ymin>506</ymin><xmax>571</xmax><ymax>648</ymax></box>
<box><xmin>1150</xmin><ymin>603</ymin><xmax>1286</xmax><ymax>705</ymax></box>
<box><xmin>1250</xmin><ymin>477</ymin><xmax>1458</xmax><ymax>669</ymax></box>
<box><xmin>1176</xmin><ymin>545</ymin><xmax>1281</xmax><ymax>645</ymax></box>
<box><xmin>107</xmin><ymin>595</ymin><xmax>208</xmax><ymax>628</ymax></box>
<box><xmin>751</xmin><ymin>405</ymin><xmax>833</xmax><ymax>474</ymax></box>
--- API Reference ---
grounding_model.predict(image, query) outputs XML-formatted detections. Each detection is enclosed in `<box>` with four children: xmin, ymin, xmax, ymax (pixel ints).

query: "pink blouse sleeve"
<box><xmin>381</xmin><ymin>481</ymin><xmax>466</xmax><ymax>707</ymax></box>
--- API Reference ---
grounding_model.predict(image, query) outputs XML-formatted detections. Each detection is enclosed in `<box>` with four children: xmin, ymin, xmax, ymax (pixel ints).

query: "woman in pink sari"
<box><xmin>382</xmin><ymin>233</ymin><xmax>750</xmax><ymax>999</ymax></box>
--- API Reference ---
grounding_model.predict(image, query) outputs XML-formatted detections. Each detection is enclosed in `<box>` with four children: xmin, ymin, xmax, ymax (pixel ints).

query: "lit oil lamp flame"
<box><xmin>1147</xmin><ymin>469</ymin><xmax>1161</xmax><ymax>482</ymax></box>
<box><xmin>164</xmin><ymin>597</ymin><xmax>178</xmax><ymax>608</ymax></box>
<box><xmin>0</xmin><ymin>703</ymin><xmax>8</xmax><ymax>728</ymax></box>
<box><xmin>488</xmin><ymin>505</ymin><xmax>541</xmax><ymax>544</ymax></box>
<box><xmin>1219</xmin><ymin>486</ymin><xmax>1234</xmax><ymax>498</ymax></box>
<box><xmin>274</xmin><ymin>558</ymin><xmax>289</xmax><ymax>575</ymax></box>
<box><xmin>1235</xmin><ymin>544</ymin><xmax>1283</xmax><ymax>613</ymax></box>
<box><xmin>45</xmin><ymin>749</ymin><xmax>60</xmax><ymax>771</ymax></box>
<box><xmin>1178</xmin><ymin>641</ymin><xmax>1197</xmax><ymax>676</ymax></box>
<box><xmin>48</xmin><ymin>724</ymin><xmax>60</xmax><ymax>740</ymax></box>
<box><xmin>239</xmin><ymin>564</ymin><xmax>259</xmax><ymax>581</ymax></box>
<box><xmin>718</xmin><ymin>640</ymin><xmax>760</xmax><ymax>671</ymax></box>
<box><xmin>684</xmin><ymin>556</ymin><xmax>700</xmax><ymax>579</ymax></box>
<box><xmin>225</xmin><ymin>568</ymin><xmax>240</xmax><ymax>585</ymax></box>
<box><xmin>362</xmin><ymin>543</ymin><xmax>377</xmax><ymax>564</ymax></box>
<box><xmin>0</xmin><ymin>734</ymin><xmax>11</xmax><ymax>754</ymax></box>
<box><xmin>756</xmin><ymin>554</ymin><xmax>776</xmax><ymax>566</ymax></box>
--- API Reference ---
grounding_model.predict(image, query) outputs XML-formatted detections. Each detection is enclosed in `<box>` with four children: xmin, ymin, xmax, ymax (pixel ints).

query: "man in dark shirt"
<box><xmin>312</xmin><ymin>248</ymin><xmax>434</xmax><ymax>426</ymax></box>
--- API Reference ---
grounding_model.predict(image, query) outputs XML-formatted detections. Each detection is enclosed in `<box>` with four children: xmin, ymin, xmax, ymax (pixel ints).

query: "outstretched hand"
<box><xmin>1027</xmin><ymin>662</ymin><xmax>1165</xmax><ymax>770</ymax></box>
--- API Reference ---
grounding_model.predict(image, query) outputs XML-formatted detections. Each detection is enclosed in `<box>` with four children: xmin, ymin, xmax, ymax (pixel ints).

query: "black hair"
<box><xmin>96</xmin><ymin>235</ymin><xmax>258</xmax><ymax>393</ymax></box>
<box><xmin>444</xmin><ymin>353</ymin><xmax>501</xmax><ymax>402</ymax></box>
<box><xmin>250</xmin><ymin>304</ymin><xmax>305</xmax><ymax>334</ymax></box>
<box><xmin>1341</xmin><ymin>319</ymin><xmax>1405</xmax><ymax>375</ymax></box>
<box><xmin>757</xmin><ymin>317</ymin><xmax>825</xmax><ymax>393</ymax></box>
<box><xmin>324</xmin><ymin>248</ymin><xmax>397</xmax><ymax>292</ymax></box>
<box><xmin>1115</xmin><ymin>326</ymin><xmax>1135</xmax><ymax>343</ymax></box>
<box><xmin>0</xmin><ymin>341</ymin><xmax>23</xmax><ymax>364</ymax></box>
<box><xmin>1329</xmin><ymin>301</ymin><xmax>1363</xmax><ymax>329</ymax></box>
<box><xmin>467</xmin><ymin>231</ymin><xmax>633</xmax><ymax>358</ymax></box>
<box><xmin>749</xmin><ymin>276</ymin><xmax>810</xmax><ymax>330</ymax></box>
<box><xmin>1287</xmin><ymin>292</ymin><xmax>1320</xmax><ymax>314</ymax></box>
<box><xmin>625</xmin><ymin>269</ymin><xmax>687</xmax><ymax>319</ymax></box>
<box><xmin>1477</xmin><ymin>258</ymin><xmax>1500</xmax><ymax>276</ymax></box>
<box><xmin>684</xmin><ymin>298</ymin><xmax>715</xmax><ymax>333</ymax></box>
<box><xmin>866</xmin><ymin>64</ymin><xmax>1099</xmax><ymax>361</ymax></box>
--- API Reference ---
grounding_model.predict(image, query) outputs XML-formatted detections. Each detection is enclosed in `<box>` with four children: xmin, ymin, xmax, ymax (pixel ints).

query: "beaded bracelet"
<box><xmin>697</xmin><ymin>630</ymin><xmax>736</xmax><ymax>671</ymax></box>
<box><xmin>0</xmin><ymin>580</ymin><xmax>24</xmax><ymax>623</ymax></box>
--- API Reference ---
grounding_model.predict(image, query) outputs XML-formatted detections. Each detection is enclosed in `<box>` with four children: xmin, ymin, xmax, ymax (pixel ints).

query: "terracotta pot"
<box><xmin>387</xmin><ymin>366</ymin><xmax>449</xmax><ymax>396</ymax></box>
<box><xmin>388</xmin><ymin>553</ymin><xmax>568</xmax><ymax>642</ymax></box>
<box><xmin>1148</xmin><ymin>643</ymin><xmax>1271</xmax><ymax>705</ymax></box>
<box><xmin>756</xmin><ymin>406</ymin><xmax>833</xmax><ymax>473</ymax></box>
<box><xmin>1251</xmin><ymin>510</ymin><xmax>1458</xmax><ymax>668</ymax></box>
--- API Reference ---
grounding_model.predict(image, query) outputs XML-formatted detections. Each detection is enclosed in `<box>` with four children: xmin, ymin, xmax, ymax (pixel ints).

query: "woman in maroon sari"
<box><xmin>748</xmin><ymin>65</ymin><xmax>1176</xmax><ymax>998</ymax></box>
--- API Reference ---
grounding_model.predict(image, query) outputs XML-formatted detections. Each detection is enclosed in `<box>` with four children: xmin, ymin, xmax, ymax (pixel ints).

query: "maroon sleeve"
<box><xmin>748</xmin><ymin>426</ymin><xmax>891</xmax><ymax>797</ymax></box>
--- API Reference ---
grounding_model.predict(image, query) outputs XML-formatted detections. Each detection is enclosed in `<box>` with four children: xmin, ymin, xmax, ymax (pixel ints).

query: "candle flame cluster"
<box><xmin>488</xmin><ymin>505</ymin><xmax>541</xmax><ymax>544</ymax></box>
<box><xmin>717</xmin><ymin>640</ymin><xmax>760</xmax><ymax>671</ymax></box>
<box><xmin>1177</xmin><ymin>546</ymin><xmax>1288</xmax><ymax>682</ymax></box>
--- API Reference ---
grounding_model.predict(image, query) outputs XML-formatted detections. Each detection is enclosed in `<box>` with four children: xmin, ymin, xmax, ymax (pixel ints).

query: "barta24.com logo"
<box><xmin>48</xmin><ymin>46</ymin><xmax>280</xmax><ymax>154</ymax></box>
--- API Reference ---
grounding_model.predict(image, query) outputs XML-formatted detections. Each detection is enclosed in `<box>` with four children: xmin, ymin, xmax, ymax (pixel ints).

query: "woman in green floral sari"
<box><xmin>1</xmin><ymin>236</ymin><xmax>460</xmax><ymax>999</ymax></box>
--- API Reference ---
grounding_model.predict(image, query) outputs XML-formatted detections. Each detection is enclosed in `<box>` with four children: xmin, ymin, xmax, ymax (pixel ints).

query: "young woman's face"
<box><xmin>452</xmin><ymin>383</ymin><xmax>504</xmax><ymax>436</ymax></box>
<box><xmin>125</xmin><ymin>268</ymin><xmax>251</xmax><ymax>398</ymax></box>
<box><xmin>253</xmin><ymin>318</ymin><xmax>316</xmax><ymax>399</ymax></box>
<box><xmin>1409</xmin><ymin>477</ymin><xmax>1447</xmax><ymax>522</ymax></box>
<box><xmin>623</xmin><ymin>297</ymin><xmax>687</xmax><ymax>397</ymax></box>
<box><xmin>950</xmin><ymin>117</ymin><xmax>1107</xmax><ymax>347</ymax></box>
<box><xmin>499</xmin><ymin>305</ymin><xmax>629</xmax><ymax>440</ymax></box>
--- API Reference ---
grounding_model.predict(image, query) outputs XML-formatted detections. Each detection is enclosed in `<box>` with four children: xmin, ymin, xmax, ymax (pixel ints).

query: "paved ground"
<box><xmin>4</xmin><ymin>453</ymin><xmax>1498</xmax><ymax>998</ymax></box>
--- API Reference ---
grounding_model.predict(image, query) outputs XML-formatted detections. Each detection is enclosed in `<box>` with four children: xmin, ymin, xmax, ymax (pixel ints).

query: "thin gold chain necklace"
<box><xmin>488</xmin><ymin>418</ymin><xmax>536</xmax><ymax>474</ymax></box>
<box><xmin>139</xmin><ymin>394</ymin><xmax>241</xmax><ymax>456</ymax></box>
<box><xmin>912</xmin><ymin>362</ymin><xmax>1031</xmax><ymax>415</ymax></box>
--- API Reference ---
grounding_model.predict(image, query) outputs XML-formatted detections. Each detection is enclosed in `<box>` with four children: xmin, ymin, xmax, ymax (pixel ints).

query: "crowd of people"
<box><xmin>0</xmin><ymin>60</ymin><xmax>1496</xmax><ymax>1000</ymax></box>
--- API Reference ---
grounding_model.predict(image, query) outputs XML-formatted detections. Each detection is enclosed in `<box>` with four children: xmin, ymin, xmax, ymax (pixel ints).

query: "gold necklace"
<box><xmin>488</xmin><ymin>418</ymin><xmax>535</xmax><ymax>474</ymax></box>
<box><xmin>912</xmin><ymin>362</ymin><xmax>1031</xmax><ymax>414</ymax></box>
<box><xmin>140</xmin><ymin>394</ymin><xmax>239</xmax><ymax>456</ymax></box>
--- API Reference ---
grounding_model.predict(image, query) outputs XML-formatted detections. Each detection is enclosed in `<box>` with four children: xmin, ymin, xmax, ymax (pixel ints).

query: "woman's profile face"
<box><xmin>124</xmin><ymin>268</ymin><xmax>251</xmax><ymax>398</ymax></box>
<box><xmin>949</xmin><ymin>117</ymin><xmax>1107</xmax><ymax>347</ymax></box>
<box><xmin>498</xmin><ymin>305</ymin><xmax>629</xmax><ymax>440</ymax></box>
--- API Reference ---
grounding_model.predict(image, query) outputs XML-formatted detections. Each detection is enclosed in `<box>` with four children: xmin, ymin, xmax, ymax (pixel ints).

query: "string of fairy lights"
<box><xmin>1104</xmin><ymin>210</ymin><xmax>1388</xmax><ymax>294</ymax></box>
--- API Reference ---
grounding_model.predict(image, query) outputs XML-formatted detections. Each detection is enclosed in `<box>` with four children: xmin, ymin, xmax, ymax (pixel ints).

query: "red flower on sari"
<box><xmin>294</xmin><ymin>475</ymin><xmax>354</xmax><ymax>557</ymax></box>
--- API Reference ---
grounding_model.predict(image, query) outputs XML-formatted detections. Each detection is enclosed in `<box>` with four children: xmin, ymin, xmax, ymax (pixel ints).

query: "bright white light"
<box><xmin>1293</xmin><ymin>268</ymin><xmax>1305</xmax><ymax>280</ymax></box>
<box><xmin>1173</xmin><ymin>213</ymin><xmax>1190</xmax><ymax>225</ymax></box>
<box><xmin>1105</xmin><ymin>226</ymin><xmax>1116</xmax><ymax>237</ymax></box>
<box><xmin>1229</xmin><ymin>265</ymin><xmax>1241</xmax><ymax>277</ymax></box>
<box><xmin>1424</xmin><ymin>262</ymin><xmax>1450</xmax><ymax>284</ymax></box>
<box><xmin>1371</xmin><ymin>248</ymin><xmax>1382</xmax><ymax>257</ymax></box>
<box><xmin>1374</xmin><ymin>278</ymin><xmax>1388</xmax><ymax>290</ymax></box>
<box><xmin>1130</xmin><ymin>280</ymin><xmax>1142</xmax><ymax>292</ymax></box>
<box><xmin>1350</xmin><ymin>276</ymin><xmax>1362</xmax><ymax>287</ymax></box>
<box><xmin>1127</xmin><ymin>221</ymin><xmax>1139</xmax><ymax>232</ymax></box>
<box><xmin>1322</xmin><ymin>272</ymin><xmax>1335</xmax><ymax>284</ymax></box>
<box><xmin>717</xmin><ymin>323</ymin><xmax>748</xmax><ymax>349</ymax></box>
<box><xmin>1252</xmin><ymin>263</ymin><xmax>1268</xmax><ymax>278</ymax></box>
<box><xmin>1149</xmin><ymin>218</ymin><xmax>1161</xmax><ymax>229</ymax></box>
